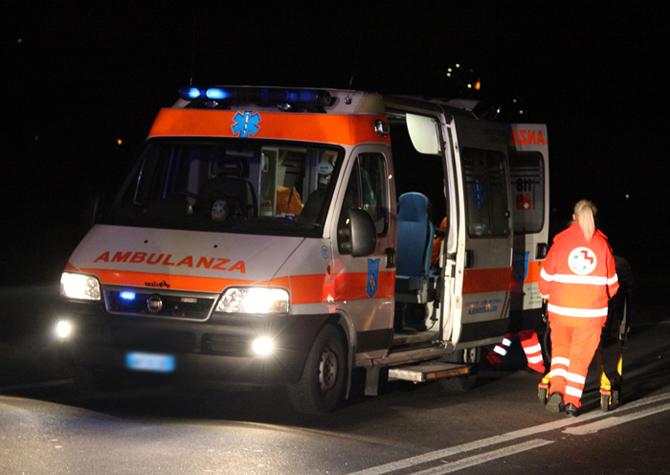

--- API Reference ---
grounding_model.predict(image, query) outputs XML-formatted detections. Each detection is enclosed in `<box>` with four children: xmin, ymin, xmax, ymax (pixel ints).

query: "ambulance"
<box><xmin>55</xmin><ymin>86</ymin><xmax>549</xmax><ymax>414</ymax></box>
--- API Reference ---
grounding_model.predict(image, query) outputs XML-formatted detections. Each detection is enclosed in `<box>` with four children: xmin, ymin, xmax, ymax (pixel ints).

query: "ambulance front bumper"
<box><xmin>54</xmin><ymin>300</ymin><xmax>329</xmax><ymax>385</ymax></box>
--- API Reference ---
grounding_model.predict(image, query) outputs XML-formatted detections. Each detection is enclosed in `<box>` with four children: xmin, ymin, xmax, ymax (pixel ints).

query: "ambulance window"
<box><xmin>134</xmin><ymin>144</ymin><xmax>172</xmax><ymax>204</ymax></box>
<box><xmin>111</xmin><ymin>139</ymin><xmax>342</xmax><ymax>237</ymax></box>
<box><xmin>510</xmin><ymin>152</ymin><xmax>544</xmax><ymax>234</ymax></box>
<box><xmin>338</xmin><ymin>153</ymin><xmax>389</xmax><ymax>241</ymax></box>
<box><xmin>462</xmin><ymin>148</ymin><xmax>510</xmax><ymax>237</ymax></box>
<box><xmin>360</xmin><ymin>153</ymin><xmax>389</xmax><ymax>234</ymax></box>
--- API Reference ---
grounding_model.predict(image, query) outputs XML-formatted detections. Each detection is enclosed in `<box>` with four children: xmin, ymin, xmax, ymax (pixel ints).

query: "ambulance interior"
<box><xmin>107</xmin><ymin>139</ymin><xmax>342</xmax><ymax>236</ymax></box>
<box><xmin>388</xmin><ymin>112</ymin><xmax>451</xmax><ymax>338</ymax></box>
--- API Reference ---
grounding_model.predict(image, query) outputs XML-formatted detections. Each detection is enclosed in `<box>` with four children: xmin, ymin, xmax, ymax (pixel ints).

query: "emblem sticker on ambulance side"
<box><xmin>231</xmin><ymin>111</ymin><xmax>261</xmax><ymax>138</ymax></box>
<box><xmin>366</xmin><ymin>259</ymin><xmax>380</xmax><ymax>298</ymax></box>
<box><xmin>513</xmin><ymin>250</ymin><xmax>529</xmax><ymax>284</ymax></box>
<box><xmin>568</xmin><ymin>246</ymin><xmax>597</xmax><ymax>275</ymax></box>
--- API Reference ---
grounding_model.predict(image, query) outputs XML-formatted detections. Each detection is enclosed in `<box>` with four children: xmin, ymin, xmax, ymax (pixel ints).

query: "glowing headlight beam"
<box><xmin>216</xmin><ymin>287</ymin><xmax>289</xmax><ymax>314</ymax></box>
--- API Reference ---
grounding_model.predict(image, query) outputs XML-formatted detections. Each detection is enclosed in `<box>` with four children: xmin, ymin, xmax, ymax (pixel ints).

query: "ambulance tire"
<box><xmin>287</xmin><ymin>324</ymin><xmax>347</xmax><ymax>415</ymax></box>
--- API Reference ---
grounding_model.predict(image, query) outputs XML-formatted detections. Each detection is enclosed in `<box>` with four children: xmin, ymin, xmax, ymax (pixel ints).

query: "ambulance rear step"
<box><xmin>388</xmin><ymin>361</ymin><xmax>470</xmax><ymax>383</ymax></box>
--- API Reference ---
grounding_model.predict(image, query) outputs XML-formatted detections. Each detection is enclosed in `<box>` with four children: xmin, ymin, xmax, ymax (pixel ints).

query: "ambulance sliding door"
<box><xmin>450</xmin><ymin>116</ymin><xmax>514</xmax><ymax>346</ymax></box>
<box><xmin>509</xmin><ymin>124</ymin><xmax>549</xmax><ymax>326</ymax></box>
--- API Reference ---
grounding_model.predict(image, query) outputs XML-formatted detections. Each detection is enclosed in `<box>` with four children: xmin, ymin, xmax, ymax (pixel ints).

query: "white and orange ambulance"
<box><xmin>55</xmin><ymin>86</ymin><xmax>549</xmax><ymax>414</ymax></box>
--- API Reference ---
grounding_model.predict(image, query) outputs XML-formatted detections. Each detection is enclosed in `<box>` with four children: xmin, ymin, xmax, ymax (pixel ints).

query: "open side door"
<box><xmin>509</xmin><ymin>123</ymin><xmax>550</xmax><ymax>327</ymax></box>
<box><xmin>383</xmin><ymin>97</ymin><xmax>458</xmax><ymax>347</ymax></box>
<box><xmin>447</xmin><ymin>114</ymin><xmax>514</xmax><ymax>348</ymax></box>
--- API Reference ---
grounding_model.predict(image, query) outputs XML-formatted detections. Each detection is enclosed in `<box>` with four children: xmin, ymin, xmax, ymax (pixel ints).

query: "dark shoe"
<box><xmin>565</xmin><ymin>403</ymin><xmax>579</xmax><ymax>417</ymax></box>
<box><xmin>545</xmin><ymin>392</ymin><xmax>565</xmax><ymax>413</ymax></box>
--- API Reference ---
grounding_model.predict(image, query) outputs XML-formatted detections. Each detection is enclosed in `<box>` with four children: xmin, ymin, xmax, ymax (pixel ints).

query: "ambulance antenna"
<box><xmin>188</xmin><ymin>13</ymin><xmax>198</xmax><ymax>86</ymax></box>
<box><xmin>348</xmin><ymin>30</ymin><xmax>360</xmax><ymax>90</ymax></box>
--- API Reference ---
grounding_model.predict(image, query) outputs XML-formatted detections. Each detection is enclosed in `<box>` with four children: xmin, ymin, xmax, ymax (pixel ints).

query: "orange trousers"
<box><xmin>548</xmin><ymin>321</ymin><xmax>601</xmax><ymax>408</ymax></box>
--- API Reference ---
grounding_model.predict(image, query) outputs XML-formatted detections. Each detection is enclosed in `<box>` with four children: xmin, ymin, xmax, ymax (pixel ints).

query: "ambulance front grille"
<box><xmin>103</xmin><ymin>287</ymin><xmax>218</xmax><ymax>321</ymax></box>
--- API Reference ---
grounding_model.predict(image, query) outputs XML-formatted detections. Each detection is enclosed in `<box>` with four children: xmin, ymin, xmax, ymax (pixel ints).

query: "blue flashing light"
<box><xmin>286</xmin><ymin>91</ymin><xmax>299</xmax><ymax>102</ymax></box>
<box><xmin>182</xmin><ymin>86</ymin><xmax>202</xmax><ymax>100</ymax></box>
<box><xmin>299</xmin><ymin>90</ymin><xmax>319</xmax><ymax>102</ymax></box>
<box><xmin>205</xmin><ymin>87</ymin><xmax>231</xmax><ymax>100</ymax></box>
<box><xmin>119</xmin><ymin>291</ymin><xmax>136</xmax><ymax>301</ymax></box>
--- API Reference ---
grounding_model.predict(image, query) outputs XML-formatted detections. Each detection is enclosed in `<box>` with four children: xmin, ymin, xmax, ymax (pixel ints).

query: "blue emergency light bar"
<box><xmin>180</xmin><ymin>86</ymin><xmax>231</xmax><ymax>100</ymax></box>
<box><xmin>178</xmin><ymin>86</ymin><xmax>333</xmax><ymax>110</ymax></box>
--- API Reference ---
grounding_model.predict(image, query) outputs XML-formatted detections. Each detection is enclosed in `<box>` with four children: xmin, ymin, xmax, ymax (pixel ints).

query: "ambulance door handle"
<box><xmin>536</xmin><ymin>243</ymin><xmax>548</xmax><ymax>259</ymax></box>
<box><xmin>465</xmin><ymin>249</ymin><xmax>474</xmax><ymax>268</ymax></box>
<box><xmin>384</xmin><ymin>248</ymin><xmax>396</xmax><ymax>268</ymax></box>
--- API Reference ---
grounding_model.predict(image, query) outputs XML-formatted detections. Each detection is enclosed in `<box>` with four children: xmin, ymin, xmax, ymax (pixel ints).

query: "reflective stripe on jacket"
<box><xmin>538</xmin><ymin>223</ymin><xmax>619</xmax><ymax>328</ymax></box>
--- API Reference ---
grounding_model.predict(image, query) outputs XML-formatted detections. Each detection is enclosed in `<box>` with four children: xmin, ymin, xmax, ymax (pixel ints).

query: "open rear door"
<box><xmin>447</xmin><ymin>114</ymin><xmax>514</xmax><ymax>347</ymax></box>
<box><xmin>509</xmin><ymin>123</ymin><xmax>550</xmax><ymax>327</ymax></box>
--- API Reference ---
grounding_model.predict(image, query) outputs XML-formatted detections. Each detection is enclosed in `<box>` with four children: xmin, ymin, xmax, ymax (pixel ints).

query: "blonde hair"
<box><xmin>573</xmin><ymin>199</ymin><xmax>597</xmax><ymax>241</ymax></box>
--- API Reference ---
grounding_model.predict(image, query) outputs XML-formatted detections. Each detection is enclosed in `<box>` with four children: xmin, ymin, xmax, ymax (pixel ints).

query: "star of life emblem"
<box><xmin>568</xmin><ymin>246</ymin><xmax>597</xmax><ymax>275</ymax></box>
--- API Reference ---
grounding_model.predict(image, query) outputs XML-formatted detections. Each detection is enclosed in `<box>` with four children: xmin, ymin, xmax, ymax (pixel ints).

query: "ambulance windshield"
<box><xmin>105</xmin><ymin>139</ymin><xmax>342</xmax><ymax>236</ymax></box>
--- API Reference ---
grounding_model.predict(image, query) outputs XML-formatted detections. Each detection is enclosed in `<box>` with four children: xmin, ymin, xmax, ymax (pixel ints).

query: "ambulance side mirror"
<box><xmin>339</xmin><ymin>208</ymin><xmax>377</xmax><ymax>257</ymax></box>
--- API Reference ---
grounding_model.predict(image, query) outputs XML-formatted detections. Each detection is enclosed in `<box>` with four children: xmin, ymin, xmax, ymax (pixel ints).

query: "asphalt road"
<box><xmin>1</xmin><ymin>282</ymin><xmax>669</xmax><ymax>474</ymax></box>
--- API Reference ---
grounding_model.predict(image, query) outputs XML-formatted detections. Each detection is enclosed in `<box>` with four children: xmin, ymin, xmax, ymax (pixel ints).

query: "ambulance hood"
<box><xmin>66</xmin><ymin>224</ymin><xmax>304</xmax><ymax>292</ymax></box>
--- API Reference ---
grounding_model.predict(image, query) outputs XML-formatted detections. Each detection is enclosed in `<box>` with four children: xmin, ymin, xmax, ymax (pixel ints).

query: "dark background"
<box><xmin>4</xmin><ymin>2</ymin><xmax>670</xmax><ymax>286</ymax></box>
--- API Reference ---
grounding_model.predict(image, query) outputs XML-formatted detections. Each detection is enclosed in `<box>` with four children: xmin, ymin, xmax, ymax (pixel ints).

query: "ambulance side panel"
<box><xmin>509</xmin><ymin>123</ymin><xmax>550</xmax><ymax>327</ymax></box>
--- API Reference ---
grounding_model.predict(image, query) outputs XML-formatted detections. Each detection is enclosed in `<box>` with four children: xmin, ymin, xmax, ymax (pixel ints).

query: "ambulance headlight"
<box><xmin>216</xmin><ymin>287</ymin><xmax>289</xmax><ymax>315</ymax></box>
<box><xmin>60</xmin><ymin>272</ymin><xmax>101</xmax><ymax>301</ymax></box>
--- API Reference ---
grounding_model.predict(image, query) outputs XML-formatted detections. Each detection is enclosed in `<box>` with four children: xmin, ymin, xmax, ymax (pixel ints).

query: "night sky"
<box><xmin>5</xmin><ymin>2</ymin><xmax>670</xmax><ymax>285</ymax></box>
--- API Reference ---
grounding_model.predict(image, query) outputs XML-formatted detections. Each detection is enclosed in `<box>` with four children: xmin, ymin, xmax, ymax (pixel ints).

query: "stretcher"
<box><xmin>536</xmin><ymin>285</ymin><xmax>630</xmax><ymax>412</ymax></box>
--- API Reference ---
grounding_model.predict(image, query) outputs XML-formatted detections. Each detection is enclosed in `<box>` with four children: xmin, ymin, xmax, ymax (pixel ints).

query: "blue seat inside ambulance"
<box><xmin>395</xmin><ymin>192</ymin><xmax>435</xmax><ymax>301</ymax></box>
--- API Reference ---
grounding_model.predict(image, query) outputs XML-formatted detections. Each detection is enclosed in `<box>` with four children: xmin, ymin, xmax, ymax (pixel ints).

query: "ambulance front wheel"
<box><xmin>287</xmin><ymin>324</ymin><xmax>347</xmax><ymax>415</ymax></box>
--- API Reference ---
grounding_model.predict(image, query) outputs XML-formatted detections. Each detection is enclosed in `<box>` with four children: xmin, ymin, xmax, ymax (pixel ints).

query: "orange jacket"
<box><xmin>539</xmin><ymin>223</ymin><xmax>619</xmax><ymax>328</ymax></box>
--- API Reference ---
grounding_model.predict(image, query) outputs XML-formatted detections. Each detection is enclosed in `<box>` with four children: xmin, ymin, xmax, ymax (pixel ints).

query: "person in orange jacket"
<box><xmin>539</xmin><ymin>199</ymin><xmax>619</xmax><ymax>416</ymax></box>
